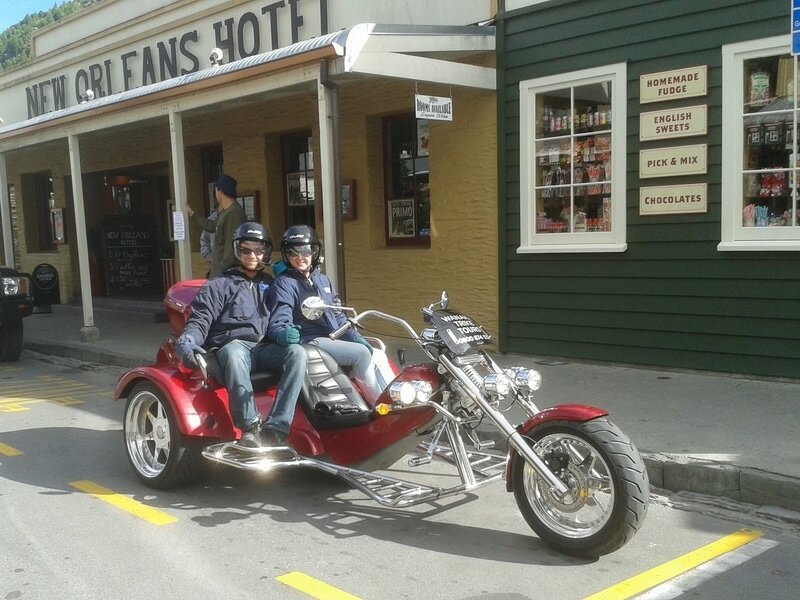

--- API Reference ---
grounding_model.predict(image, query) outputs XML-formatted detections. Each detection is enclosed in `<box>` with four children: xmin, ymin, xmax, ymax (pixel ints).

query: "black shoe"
<box><xmin>261</xmin><ymin>427</ymin><xmax>288</xmax><ymax>447</ymax></box>
<box><xmin>238</xmin><ymin>422</ymin><xmax>262</xmax><ymax>448</ymax></box>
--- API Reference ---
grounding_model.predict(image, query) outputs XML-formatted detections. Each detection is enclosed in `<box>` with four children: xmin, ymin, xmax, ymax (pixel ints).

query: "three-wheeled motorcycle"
<box><xmin>115</xmin><ymin>281</ymin><xmax>648</xmax><ymax>557</ymax></box>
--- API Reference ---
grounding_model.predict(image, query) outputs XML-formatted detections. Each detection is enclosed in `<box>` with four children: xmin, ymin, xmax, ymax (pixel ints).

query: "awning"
<box><xmin>0</xmin><ymin>23</ymin><xmax>494</xmax><ymax>149</ymax></box>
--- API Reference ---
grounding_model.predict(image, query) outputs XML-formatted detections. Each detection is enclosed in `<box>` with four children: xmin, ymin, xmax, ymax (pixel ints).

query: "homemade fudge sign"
<box><xmin>640</xmin><ymin>66</ymin><xmax>707</xmax><ymax>103</ymax></box>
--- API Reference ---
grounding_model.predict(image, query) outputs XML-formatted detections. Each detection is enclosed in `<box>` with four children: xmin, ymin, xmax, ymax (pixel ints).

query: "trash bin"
<box><xmin>31</xmin><ymin>263</ymin><xmax>60</xmax><ymax>314</ymax></box>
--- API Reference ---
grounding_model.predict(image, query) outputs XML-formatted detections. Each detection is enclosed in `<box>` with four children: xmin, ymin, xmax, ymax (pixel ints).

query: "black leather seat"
<box><xmin>301</xmin><ymin>344</ymin><xmax>373</xmax><ymax>429</ymax></box>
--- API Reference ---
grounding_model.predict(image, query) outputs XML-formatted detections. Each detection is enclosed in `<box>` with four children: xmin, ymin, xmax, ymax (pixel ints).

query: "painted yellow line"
<box><xmin>276</xmin><ymin>571</ymin><xmax>361</xmax><ymax>600</ymax></box>
<box><xmin>584</xmin><ymin>528</ymin><xmax>763</xmax><ymax>600</ymax></box>
<box><xmin>0</xmin><ymin>442</ymin><xmax>23</xmax><ymax>456</ymax></box>
<box><xmin>69</xmin><ymin>480</ymin><xmax>177</xmax><ymax>526</ymax></box>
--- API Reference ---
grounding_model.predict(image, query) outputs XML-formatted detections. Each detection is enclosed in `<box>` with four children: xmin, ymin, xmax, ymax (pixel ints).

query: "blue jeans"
<box><xmin>216</xmin><ymin>340</ymin><xmax>307</xmax><ymax>435</ymax></box>
<box><xmin>308</xmin><ymin>338</ymin><xmax>388</xmax><ymax>402</ymax></box>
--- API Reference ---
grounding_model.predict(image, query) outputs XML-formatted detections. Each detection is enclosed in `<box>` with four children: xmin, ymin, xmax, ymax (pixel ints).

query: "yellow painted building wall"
<box><xmin>4</xmin><ymin>75</ymin><xmax>497</xmax><ymax>337</ymax></box>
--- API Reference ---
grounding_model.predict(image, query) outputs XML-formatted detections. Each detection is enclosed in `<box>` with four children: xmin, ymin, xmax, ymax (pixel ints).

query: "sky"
<box><xmin>0</xmin><ymin>0</ymin><xmax>69</xmax><ymax>33</ymax></box>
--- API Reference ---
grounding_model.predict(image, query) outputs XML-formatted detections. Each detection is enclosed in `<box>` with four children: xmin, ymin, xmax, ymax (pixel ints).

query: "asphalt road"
<box><xmin>1</xmin><ymin>354</ymin><xmax>799</xmax><ymax>600</ymax></box>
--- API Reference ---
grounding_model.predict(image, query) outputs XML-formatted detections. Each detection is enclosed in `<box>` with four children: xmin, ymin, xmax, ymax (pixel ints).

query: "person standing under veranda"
<box><xmin>188</xmin><ymin>174</ymin><xmax>245</xmax><ymax>277</ymax></box>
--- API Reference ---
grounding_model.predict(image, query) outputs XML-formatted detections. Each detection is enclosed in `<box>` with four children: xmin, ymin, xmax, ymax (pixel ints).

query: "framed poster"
<box><xmin>388</xmin><ymin>199</ymin><xmax>415</xmax><ymax>237</ymax></box>
<box><xmin>287</xmin><ymin>172</ymin><xmax>313</xmax><ymax>206</ymax></box>
<box><xmin>236</xmin><ymin>191</ymin><xmax>259</xmax><ymax>221</ymax></box>
<box><xmin>341</xmin><ymin>180</ymin><xmax>357</xmax><ymax>220</ymax></box>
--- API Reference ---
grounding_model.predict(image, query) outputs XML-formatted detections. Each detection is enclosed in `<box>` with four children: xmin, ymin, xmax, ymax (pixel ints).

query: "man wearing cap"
<box><xmin>189</xmin><ymin>174</ymin><xmax>246</xmax><ymax>277</ymax></box>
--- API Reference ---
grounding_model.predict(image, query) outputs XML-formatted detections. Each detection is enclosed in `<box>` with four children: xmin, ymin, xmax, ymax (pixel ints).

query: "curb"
<box><xmin>475</xmin><ymin>429</ymin><xmax>800</xmax><ymax>515</ymax></box>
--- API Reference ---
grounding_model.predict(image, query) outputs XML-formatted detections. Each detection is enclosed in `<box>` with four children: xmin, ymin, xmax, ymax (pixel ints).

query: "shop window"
<box><xmin>720</xmin><ymin>36</ymin><xmax>800</xmax><ymax>251</ymax></box>
<box><xmin>282</xmin><ymin>131</ymin><xmax>315</xmax><ymax>229</ymax></box>
<box><xmin>384</xmin><ymin>114</ymin><xmax>430</xmax><ymax>247</ymax></box>
<box><xmin>21</xmin><ymin>173</ymin><xmax>56</xmax><ymax>253</ymax></box>
<box><xmin>518</xmin><ymin>63</ymin><xmax>627</xmax><ymax>253</ymax></box>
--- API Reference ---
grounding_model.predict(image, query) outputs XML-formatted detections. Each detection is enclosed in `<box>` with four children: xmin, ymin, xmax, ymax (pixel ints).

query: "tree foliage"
<box><xmin>0</xmin><ymin>0</ymin><xmax>104</xmax><ymax>71</ymax></box>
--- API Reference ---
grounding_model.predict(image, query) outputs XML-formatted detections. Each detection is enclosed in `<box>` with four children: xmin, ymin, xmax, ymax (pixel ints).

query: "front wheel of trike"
<box><xmin>124</xmin><ymin>382</ymin><xmax>204</xmax><ymax>488</ymax></box>
<box><xmin>512</xmin><ymin>418</ymin><xmax>649</xmax><ymax>558</ymax></box>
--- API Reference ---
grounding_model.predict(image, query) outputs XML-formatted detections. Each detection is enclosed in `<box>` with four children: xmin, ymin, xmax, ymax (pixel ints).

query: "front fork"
<box><xmin>438</xmin><ymin>355</ymin><xmax>569</xmax><ymax>495</ymax></box>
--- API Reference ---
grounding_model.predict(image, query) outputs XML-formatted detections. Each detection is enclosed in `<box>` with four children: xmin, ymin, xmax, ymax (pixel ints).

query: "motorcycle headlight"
<box><xmin>505</xmin><ymin>367</ymin><xmax>542</xmax><ymax>392</ymax></box>
<box><xmin>388</xmin><ymin>380</ymin><xmax>433</xmax><ymax>406</ymax></box>
<box><xmin>2</xmin><ymin>277</ymin><xmax>20</xmax><ymax>296</ymax></box>
<box><xmin>482</xmin><ymin>373</ymin><xmax>511</xmax><ymax>396</ymax></box>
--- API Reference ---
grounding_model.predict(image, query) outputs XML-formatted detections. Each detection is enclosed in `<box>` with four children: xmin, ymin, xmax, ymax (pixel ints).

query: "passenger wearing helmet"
<box><xmin>175</xmin><ymin>222</ymin><xmax>307</xmax><ymax>448</ymax></box>
<box><xmin>266</xmin><ymin>225</ymin><xmax>387</xmax><ymax>402</ymax></box>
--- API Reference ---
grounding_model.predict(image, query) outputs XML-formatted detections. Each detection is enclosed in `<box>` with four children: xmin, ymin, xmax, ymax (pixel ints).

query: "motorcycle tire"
<box><xmin>124</xmin><ymin>382</ymin><xmax>205</xmax><ymax>489</ymax></box>
<box><xmin>512</xmin><ymin>417</ymin><xmax>648</xmax><ymax>558</ymax></box>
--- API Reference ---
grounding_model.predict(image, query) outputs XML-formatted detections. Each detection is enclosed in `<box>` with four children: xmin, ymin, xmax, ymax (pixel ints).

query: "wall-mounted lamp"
<box><xmin>79</xmin><ymin>89</ymin><xmax>95</xmax><ymax>104</ymax></box>
<box><xmin>209</xmin><ymin>47</ymin><xmax>223</xmax><ymax>68</ymax></box>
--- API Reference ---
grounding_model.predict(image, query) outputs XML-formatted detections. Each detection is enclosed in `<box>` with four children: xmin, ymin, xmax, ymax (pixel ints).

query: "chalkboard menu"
<box><xmin>102</xmin><ymin>218</ymin><xmax>158</xmax><ymax>296</ymax></box>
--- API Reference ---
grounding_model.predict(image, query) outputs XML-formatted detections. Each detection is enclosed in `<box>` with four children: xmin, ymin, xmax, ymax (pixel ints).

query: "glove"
<box><xmin>272</xmin><ymin>260</ymin><xmax>288</xmax><ymax>277</ymax></box>
<box><xmin>176</xmin><ymin>334</ymin><xmax>206</xmax><ymax>369</ymax></box>
<box><xmin>276</xmin><ymin>325</ymin><xmax>301</xmax><ymax>347</ymax></box>
<box><xmin>354</xmin><ymin>334</ymin><xmax>373</xmax><ymax>354</ymax></box>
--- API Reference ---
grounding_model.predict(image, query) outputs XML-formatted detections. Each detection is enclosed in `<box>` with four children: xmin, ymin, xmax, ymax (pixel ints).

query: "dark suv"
<box><xmin>1</xmin><ymin>265</ymin><xmax>33</xmax><ymax>361</ymax></box>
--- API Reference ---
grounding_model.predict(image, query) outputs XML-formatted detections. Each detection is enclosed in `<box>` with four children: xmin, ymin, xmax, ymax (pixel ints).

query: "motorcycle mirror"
<box><xmin>301</xmin><ymin>296</ymin><xmax>326</xmax><ymax>320</ymax></box>
<box><xmin>440</xmin><ymin>291</ymin><xmax>448</xmax><ymax>309</ymax></box>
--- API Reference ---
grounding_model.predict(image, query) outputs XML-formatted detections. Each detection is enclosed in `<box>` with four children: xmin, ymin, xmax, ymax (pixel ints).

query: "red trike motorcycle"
<box><xmin>115</xmin><ymin>281</ymin><xmax>648</xmax><ymax>557</ymax></box>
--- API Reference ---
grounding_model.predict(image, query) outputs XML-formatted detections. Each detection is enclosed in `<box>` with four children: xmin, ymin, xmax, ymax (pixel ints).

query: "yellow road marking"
<box><xmin>584</xmin><ymin>528</ymin><xmax>763</xmax><ymax>599</ymax></box>
<box><xmin>0</xmin><ymin>442</ymin><xmax>23</xmax><ymax>456</ymax></box>
<box><xmin>0</xmin><ymin>397</ymin><xmax>84</xmax><ymax>412</ymax></box>
<box><xmin>277</xmin><ymin>571</ymin><xmax>361</xmax><ymax>600</ymax></box>
<box><xmin>69</xmin><ymin>480</ymin><xmax>177</xmax><ymax>526</ymax></box>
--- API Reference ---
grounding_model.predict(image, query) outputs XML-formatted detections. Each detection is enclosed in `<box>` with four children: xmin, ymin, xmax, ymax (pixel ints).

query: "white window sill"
<box><xmin>718</xmin><ymin>240</ymin><xmax>800</xmax><ymax>252</ymax></box>
<box><xmin>517</xmin><ymin>243</ymin><xmax>627</xmax><ymax>254</ymax></box>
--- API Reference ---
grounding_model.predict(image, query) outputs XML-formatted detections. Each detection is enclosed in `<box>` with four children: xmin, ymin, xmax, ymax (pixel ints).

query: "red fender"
<box><xmin>505</xmin><ymin>404</ymin><xmax>608</xmax><ymax>492</ymax></box>
<box><xmin>115</xmin><ymin>365</ymin><xmax>237</xmax><ymax>438</ymax></box>
<box><xmin>115</xmin><ymin>365</ymin><xmax>328</xmax><ymax>456</ymax></box>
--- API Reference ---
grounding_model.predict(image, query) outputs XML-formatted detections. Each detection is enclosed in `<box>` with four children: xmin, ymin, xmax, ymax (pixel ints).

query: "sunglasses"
<box><xmin>287</xmin><ymin>245</ymin><xmax>314</xmax><ymax>258</ymax></box>
<box><xmin>240</xmin><ymin>247</ymin><xmax>265</xmax><ymax>256</ymax></box>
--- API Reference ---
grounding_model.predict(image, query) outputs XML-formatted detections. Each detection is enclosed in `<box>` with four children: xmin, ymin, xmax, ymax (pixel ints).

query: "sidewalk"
<box><xmin>20</xmin><ymin>302</ymin><xmax>800</xmax><ymax>516</ymax></box>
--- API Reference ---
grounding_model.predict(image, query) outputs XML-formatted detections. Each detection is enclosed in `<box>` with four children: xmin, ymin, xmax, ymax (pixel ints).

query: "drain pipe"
<box><xmin>317</xmin><ymin>60</ymin><xmax>346</xmax><ymax>301</ymax></box>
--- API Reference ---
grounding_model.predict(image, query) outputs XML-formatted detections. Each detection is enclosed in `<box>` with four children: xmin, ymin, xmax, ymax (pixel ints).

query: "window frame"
<box><xmin>382</xmin><ymin>113</ymin><xmax>431</xmax><ymax>248</ymax></box>
<box><xmin>518</xmin><ymin>62</ymin><xmax>627</xmax><ymax>253</ymax></box>
<box><xmin>720</xmin><ymin>35</ymin><xmax>800</xmax><ymax>251</ymax></box>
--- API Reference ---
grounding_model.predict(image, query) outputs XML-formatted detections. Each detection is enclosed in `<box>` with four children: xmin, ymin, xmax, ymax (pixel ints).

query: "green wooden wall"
<box><xmin>498</xmin><ymin>0</ymin><xmax>800</xmax><ymax>378</ymax></box>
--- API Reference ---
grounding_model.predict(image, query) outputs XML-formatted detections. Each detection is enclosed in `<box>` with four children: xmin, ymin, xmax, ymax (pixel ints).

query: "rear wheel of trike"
<box><xmin>124</xmin><ymin>382</ymin><xmax>205</xmax><ymax>488</ymax></box>
<box><xmin>512</xmin><ymin>418</ymin><xmax>649</xmax><ymax>557</ymax></box>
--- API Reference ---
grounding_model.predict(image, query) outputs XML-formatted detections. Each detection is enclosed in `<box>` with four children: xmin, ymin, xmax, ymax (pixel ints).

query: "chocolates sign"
<box><xmin>640</xmin><ymin>66</ymin><xmax>707</xmax><ymax>104</ymax></box>
<box><xmin>640</xmin><ymin>183</ymin><xmax>707</xmax><ymax>215</ymax></box>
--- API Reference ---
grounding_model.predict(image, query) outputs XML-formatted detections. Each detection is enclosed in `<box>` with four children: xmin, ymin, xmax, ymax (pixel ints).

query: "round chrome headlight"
<box><xmin>482</xmin><ymin>373</ymin><xmax>511</xmax><ymax>396</ymax></box>
<box><xmin>505</xmin><ymin>367</ymin><xmax>542</xmax><ymax>391</ymax></box>
<box><xmin>389</xmin><ymin>381</ymin><xmax>416</xmax><ymax>405</ymax></box>
<box><xmin>2</xmin><ymin>277</ymin><xmax>20</xmax><ymax>295</ymax></box>
<box><xmin>411</xmin><ymin>380</ymin><xmax>433</xmax><ymax>403</ymax></box>
<box><xmin>388</xmin><ymin>380</ymin><xmax>434</xmax><ymax>405</ymax></box>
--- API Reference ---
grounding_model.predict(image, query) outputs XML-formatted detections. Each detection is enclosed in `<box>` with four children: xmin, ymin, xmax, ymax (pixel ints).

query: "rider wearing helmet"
<box><xmin>175</xmin><ymin>222</ymin><xmax>307</xmax><ymax>448</ymax></box>
<box><xmin>266</xmin><ymin>225</ymin><xmax>387</xmax><ymax>403</ymax></box>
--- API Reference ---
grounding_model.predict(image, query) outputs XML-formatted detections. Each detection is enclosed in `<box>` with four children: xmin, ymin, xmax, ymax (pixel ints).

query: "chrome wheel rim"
<box><xmin>522</xmin><ymin>432</ymin><xmax>614</xmax><ymax>538</ymax></box>
<box><xmin>125</xmin><ymin>389</ymin><xmax>171</xmax><ymax>478</ymax></box>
